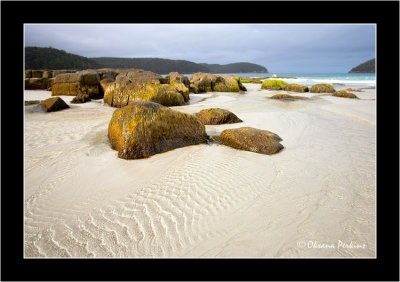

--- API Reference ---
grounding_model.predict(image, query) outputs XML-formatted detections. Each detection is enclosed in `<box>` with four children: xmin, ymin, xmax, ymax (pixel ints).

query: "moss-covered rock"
<box><xmin>284</xmin><ymin>83</ymin><xmax>309</xmax><ymax>92</ymax></box>
<box><xmin>166</xmin><ymin>72</ymin><xmax>190</xmax><ymax>87</ymax></box>
<box><xmin>261</xmin><ymin>79</ymin><xmax>289</xmax><ymax>90</ymax></box>
<box><xmin>240</xmin><ymin>77</ymin><xmax>262</xmax><ymax>84</ymax></box>
<box><xmin>220</xmin><ymin>127</ymin><xmax>284</xmax><ymax>155</ymax></box>
<box><xmin>39</xmin><ymin>97</ymin><xmax>70</xmax><ymax>112</ymax></box>
<box><xmin>332</xmin><ymin>90</ymin><xmax>358</xmax><ymax>99</ymax></box>
<box><xmin>104</xmin><ymin>78</ymin><xmax>184</xmax><ymax>108</ymax></box>
<box><xmin>169</xmin><ymin>81</ymin><xmax>190</xmax><ymax>102</ymax></box>
<box><xmin>71</xmin><ymin>93</ymin><xmax>91</xmax><ymax>103</ymax></box>
<box><xmin>233</xmin><ymin>76</ymin><xmax>247</xmax><ymax>91</ymax></box>
<box><xmin>25</xmin><ymin>78</ymin><xmax>49</xmax><ymax>90</ymax></box>
<box><xmin>309</xmin><ymin>84</ymin><xmax>335</xmax><ymax>93</ymax></box>
<box><xmin>195</xmin><ymin>108</ymin><xmax>243</xmax><ymax>125</ymax></box>
<box><xmin>270</xmin><ymin>94</ymin><xmax>308</xmax><ymax>100</ymax></box>
<box><xmin>108</xmin><ymin>101</ymin><xmax>208</xmax><ymax>159</ymax></box>
<box><xmin>189</xmin><ymin>73</ymin><xmax>243</xmax><ymax>93</ymax></box>
<box><xmin>52</xmin><ymin>69</ymin><xmax>101</xmax><ymax>98</ymax></box>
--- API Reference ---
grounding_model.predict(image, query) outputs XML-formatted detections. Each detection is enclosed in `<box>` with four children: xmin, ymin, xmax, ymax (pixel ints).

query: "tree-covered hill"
<box><xmin>25</xmin><ymin>47</ymin><xmax>102</xmax><ymax>70</ymax></box>
<box><xmin>91</xmin><ymin>57</ymin><xmax>210</xmax><ymax>74</ymax></box>
<box><xmin>348</xmin><ymin>59</ymin><xmax>375</xmax><ymax>73</ymax></box>
<box><xmin>25</xmin><ymin>47</ymin><xmax>269</xmax><ymax>74</ymax></box>
<box><xmin>200</xmin><ymin>62</ymin><xmax>268</xmax><ymax>73</ymax></box>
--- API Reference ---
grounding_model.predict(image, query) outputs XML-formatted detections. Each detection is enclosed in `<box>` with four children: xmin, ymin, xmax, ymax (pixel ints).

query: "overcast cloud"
<box><xmin>24</xmin><ymin>24</ymin><xmax>375</xmax><ymax>73</ymax></box>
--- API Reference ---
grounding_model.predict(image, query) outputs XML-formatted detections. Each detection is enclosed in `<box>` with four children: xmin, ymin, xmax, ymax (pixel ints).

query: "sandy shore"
<box><xmin>24</xmin><ymin>84</ymin><xmax>376</xmax><ymax>258</ymax></box>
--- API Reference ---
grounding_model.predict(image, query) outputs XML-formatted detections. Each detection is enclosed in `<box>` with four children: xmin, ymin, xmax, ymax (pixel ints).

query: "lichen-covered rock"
<box><xmin>270</xmin><ymin>94</ymin><xmax>308</xmax><ymax>100</ymax></box>
<box><xmin>47</xmin><ymin>78</ymin><xmax>55</xmax><ymax>91</ymax></box>
<box><xmin>108</xmin><ymin>101</ymin><xmax>208</xmax><ymax>159</ymax></box>
<box><xmin>31</xmin><ymin>70</ymin><xmax>43</xmax><ymax>78</ymax></box>
<box><xmin>284</xmin><ymin>83</ymin><xmax>309</xmax><ymax>92</ymax></box>
<box><xmin>240</xmin><ymin>77</ymin><xmax>262</xmax><ymax>84</ymax></box>
<box><xmin>332</xmin><ymin>90</ymin><xmax>358</xmax><ymax>99</ymax></box>
<box><xmin>42</xmin><ymin>70</ymin><xmax>53</xmax><ymax>78</ymax></box>
<box><xmin>169</xmin><ymin>81</ymin><xmax>190</xmax><ymax>102</ymax></box>
<box><xmin>25</xmin><ymin>70</ymin><xmax>32</xmax><ymax>78</ymax></box>
<box><xmin>39</xmin><ymin>97</ymin><xmax>70</xmax><ymax>112</ymax></box>
<box><xmin>309</xmin><ymin>84</ymin><xmax>335</xmax><ymax>93</ymax></box>
<box><xmin>220</xmin><ymin>127</ymin><xmax>284</xmax><ymax>155</ymax></box>
<box><xmin>96</xmin><ymin>68</ymin><xmax>119</xmax><ymax>80</ymax></box>
<box><xmin>99</xmin><ymin>77</ymin><xmax>115</xmax><ymax>94</ymax></box>
<box><xmin>52</xmin><ymin>69</ymin><xmax>101</xmax><ymax>98</ymax></box>
<box><xmin>71</xmin><ymin>93</ymin><xmax>91</xmax><ymax>104</ymax></box>
<box><xmin>261</xmin><ymin>79</ymin><xmax>289</xmax><ymax>90</ymax></box>
<box><xmin>189</xmin><ymin>73</ymin><xmax>243</xmax><ymax>93</ymax></box>
<box><xmin>166</xmin><ymin>72</ymin><xmax>190</xmax><ymax>87</ymax></box>
<box><xmin>104</xmin><ymin>78</ymin><xmax>184</xmax><ymax>108</ymax></box>
<box><xmin>195</xmin><ymin>108</ymin><xmax>242</xmax><ymax>125</ymax></box>
<box><xmin>233</xmin><ymin>77</ymin><xmax>247</xmax><ymax>91</ymax></box>
<box><xmin>52</xmin><ymin>70</ymin><xmax>77</xmax><ymax>77</ymax></box>
<box><xmin>25</xmin><ymin>78</ymin><xmax>49</xmax><ymax>90</ymax></box>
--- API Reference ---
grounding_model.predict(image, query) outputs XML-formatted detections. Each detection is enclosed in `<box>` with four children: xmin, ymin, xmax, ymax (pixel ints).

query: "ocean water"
<box><xmin>218</xmin><ymin>72</ymin><xmax>376</xmax><ymax>88</ymax></box>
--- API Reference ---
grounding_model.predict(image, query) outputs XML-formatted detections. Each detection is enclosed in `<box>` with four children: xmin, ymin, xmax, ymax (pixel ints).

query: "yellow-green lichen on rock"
<box><xmin>195</xmin><ymin>108</ymin><xmax>242</xmax><ymax>125</ymax></box>
<box><xmin>261</xmin><ymin>79</ymin><xmax>289</xmax><ymax>90</ymax></box>
<box><xmin>332</xmin><ymin>90</ymin><xmax>358</xmax><ymax>99</ymax></box>
<box><xmin>309</xmin><ymin>84</ymin><xmax>335</xmax><ymax>93</ymax></box>
<box><xmin>220</xmin><ymin>127</ymin><xmax>284</xmax><ymax>155</ymax></box>
<box><xmin>108</xmin><ymin>101</ymin><xmax>208</xmax><ymax>159</ymax></box>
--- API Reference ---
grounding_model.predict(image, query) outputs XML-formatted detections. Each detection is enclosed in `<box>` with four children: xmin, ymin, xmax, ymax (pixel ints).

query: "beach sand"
<box><xmin>24</xmin><ymin>84</ymin><xmax>376</xmax><ymax>258</ymax></box>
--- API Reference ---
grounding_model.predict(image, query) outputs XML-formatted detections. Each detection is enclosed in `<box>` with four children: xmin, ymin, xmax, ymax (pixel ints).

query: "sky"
<box><xmin>24</xmin><ymin>24</ymin><xmax>376</xmax><ymax>73</ymax></box>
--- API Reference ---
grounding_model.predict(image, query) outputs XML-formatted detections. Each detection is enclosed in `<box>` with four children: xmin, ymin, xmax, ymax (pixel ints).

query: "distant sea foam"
<box><xmin>177</xmin><ymin>72</ymin><xmax>376</xmax><ymax>88</ymax></box>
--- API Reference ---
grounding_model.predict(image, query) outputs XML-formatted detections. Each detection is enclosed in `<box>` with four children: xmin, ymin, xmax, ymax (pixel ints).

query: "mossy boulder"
<box><xmin>25</xmin><ymin>78</ymin><xmax>49</xmax><ymax>90</ymax></box>
<box><xmin>309</xmin><ymin>84</ymin><xmax>335</xmax><ymax>93</ymax></box>
<box><xmin>52</xmin><ymin>69</ymin><xmax>101</xmax><ymax>98</ymax></box>
<box><xmin>261</xmin><ymin>79</ymin><xmax>288</xmax><ymax>90</ymax></box>
<box><xmin>104</xmin><ymin>77</ymin><xmax>184</xmax><ymax>108</ymax></box>
<box><xmin>71</xmin><ymin>93</ymin><xmax>91</xmax><ymax>104</ymax></box>
<box><xmin>220</xmin><ymin>127</ymin><xmax>284</xmax><ymax>155</ymax></box>
<box><xmin>108</xmin><ymin>101</ymin><xmax>208</xmax><ymax>159</ymax></box>
<box><xmin>194</xmin><ymin>108</ymin><xmax>243</xmax><ymax>125</ymax></box>
<box><xmin>39</xmin><ymin>97</ymin><xmax>70</xmax><ymax>112</ymax></box>
<box><xmin>189</xmin><ymin>73</ymin><xmax>243</xmax><ymax>93</ymax></box>
<box><xmin>166</xmin><ymin>72</ymin><xmax>190</xmax><ymax>87</ymax></box>
<box><xmin>332</xmin><ymin>90</ymin><xmax>358</xmax><ymax>99</ymax></box>
<box><xmin>169</xmin><ymin>81</ymin><xmax>190</xmax><ymax>102</ymax></box>
<box><xmin>31</xmin><ymin>70</ymin><xmax>44</xmax><ymax>78</ymax></box>
<box><xmin>270</xmin><ymin>94</ymin><xmax>308</xmax><ymax>100</ymax></box>
<box><xmin>284</xmin><ymin>83</ymin><xmax>309</xmax><ymax>92</ymax></box>
<box><xmin>240</xmin><ymin>77</ymin><xmax>262</xmax><ymax>84</ymax></box>
<box><xmin>99</xmin><ymin>77</ymin><xmax>115</xmax><ymax>93</ymax></box>
<box><xmin>233</xmin><ymin>76</ymin><xmax>247</xmax><ymax>91</ymax></box>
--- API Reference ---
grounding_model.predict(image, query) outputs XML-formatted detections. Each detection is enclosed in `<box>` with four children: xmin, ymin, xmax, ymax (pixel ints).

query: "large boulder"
<box><xmin>104</xmin><ymin>71</ymin><xmax>185</xmax><ymax>107</ymax></box>
<box><xmin>25</xmin><ymin>78</ymin><xmax>49</xmax><ymax>90</ymax></box>
<box><xmin>47</xmin><ymin>78</ymin><xmax>55</xmax><ymax>91</ymax></box>
<box><xmin>25</xmin><ymin>70</ymin><xmax>32</xmax><ymax>78</ymax></box>
<box><xmin>219</xmin><ymin>127</ymin><xmax>284</xmax><ymax>155</ymax></box>
<box><xmin>284</xmin><ymin>83</ymin><xmax>309</xmax><ymax>92</ymax></box>
<box><xmin>270</xmin><ymin>94</ymin><xmax>308</xmax><ymax>100</ymax></box>
<box><xmin>195</xmin><ymin>108</ymin><xmax>242</xmax><ymax>125</ymax></box>
<box><xmin>169</xmin><ymin>81</ymin><xmax>189</xmax><ymax>102</ymax></box>
<box><xmin>332</xmin><ymin>90</ymin><xmax>358</xmax><ymax>99</ymax></box>
<box><xmin>39</xmin><ymin>97</ymin><xmax>70</xmax><ymax>112</ymax></box>
<box><xmin>52</xmin><ymin>70</ymin><xmax>77</xmax><ymax>77</ymax></box>
<box><xmin>31</xmin><ymin>70</ymin><xmax>43</xmax><ymax>78</ymax></box>
<box><xmin>261</xmin><ymin>79</ymin><xmax>288</xmax><ymax>90</ymax></box>
<box><xmin>189</xmin><ymin>73</ymin><xmax>243</xmax><ymax>93</ymax></box>
<box><xmin>166</xmin><ymin>72</ymin><xmax>190</xmax><ymax>87</ymax></box>
<box><xmin>71</xmin><ymin>93</ymin><xmax>91</xmax><ymax>104</ymax></box>
<box><xmin>52</xmin><ymin>69</ymin><xmax>101</xmax><ymax>98</ymax></box>
<box><xmin>96</xmin><ymin>68</ymin><xmax>119</xmax><ymax>80</ymax></box>
<box><xmin>42</xmin><ymin>70</ymin><xmax>53</xmax><ymax>78</ymax></box>
<box><xmin>309</xmin><ymin>84</ymin><xmax>335</xmax><ymax>93</ymax></box>
<box><xmin>108</xmin><ymin>101</ymin><xmax>208</xmax><ymax>159</ymax></box>
<box><xmin>99</xmin><ymin>77</ymin><xmax>115</xmax><ymax>93</ymax></box>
